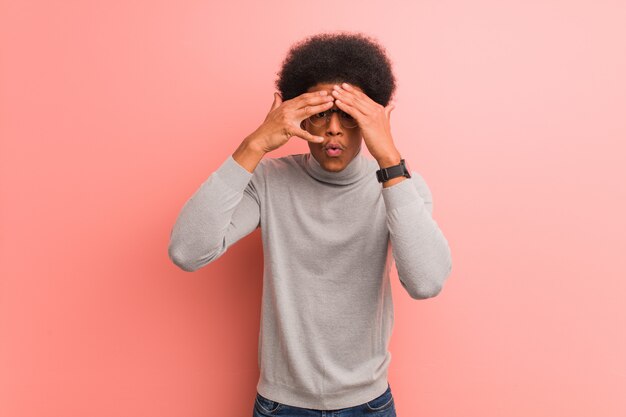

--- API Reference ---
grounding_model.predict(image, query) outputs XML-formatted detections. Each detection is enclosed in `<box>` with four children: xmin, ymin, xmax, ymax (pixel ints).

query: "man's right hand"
<box><xmin>247</xmin><ymin>91</ymin><xmax>335</xmax><ymax>154</ymax></box>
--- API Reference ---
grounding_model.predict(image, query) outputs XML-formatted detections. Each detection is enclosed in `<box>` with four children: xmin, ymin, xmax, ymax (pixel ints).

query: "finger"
<box><xmin>294</xmin><ymin>90</ymin><xmax>331</xmax><ymax>105</ymax></box>
<box><xmin>294</xmin><ymin>92</ymin><xmax>334</xmax><ymax>111</ymax></box>
<box><xmin>332</xmin><ymin>87</ymin><xmax>372</xmax><ymax>117</ymax></box>
<box><xmin>293</xmin><ymin>128</ymin><xmax>324</xmax><ymax>144</ymax></box>
<box><xmin>339</xmin><ymin>82</ymin><xmax>371</xmax><ymax>101</ymax></box>
<box><xmin>334</xmin><ymin>98</ymin><xmax>365</xmax><ymax>122</ymax></box>
<box><xmin>335</xmin><ymin>83</ymin><xmax>377</xmax><ymax>114</ymax></box>
<box><xmin>298</xmin><ymin>100</ymin><xmax>334</xmax><ymax>120</ymax></box>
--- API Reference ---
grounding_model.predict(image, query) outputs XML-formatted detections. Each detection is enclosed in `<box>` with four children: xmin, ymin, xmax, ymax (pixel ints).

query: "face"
<box><xmin>302</xmin><ymin>82</ymin><xmax>363</xmax><ymax>172</ymax></box>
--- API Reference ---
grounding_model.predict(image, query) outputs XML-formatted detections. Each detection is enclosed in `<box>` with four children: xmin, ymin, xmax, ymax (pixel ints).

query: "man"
<box><xmin>168</xmin><ymin>31</ymin><xmax>452</xmax><ymax>416</ymax></box>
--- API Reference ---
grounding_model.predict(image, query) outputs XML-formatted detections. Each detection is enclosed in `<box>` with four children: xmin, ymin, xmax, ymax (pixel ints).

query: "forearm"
<box><xmin>382</xmin><ymin>176</ymin><xmax>452</xmax><ymax>299</ymax></box>
<box><xmin>233</xmin><ymin>133</ymin><xmax>267</xmax><ymax>174</ymax></box>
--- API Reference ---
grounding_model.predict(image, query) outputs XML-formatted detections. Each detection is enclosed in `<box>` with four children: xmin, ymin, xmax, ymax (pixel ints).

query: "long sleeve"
<box><xmin>381</xmin><ymin>171</ymin><xmax>452</xmax><ymax>299</ymax></box>
<box><xmin>168</xmin><ymin>155</ymin><xmax>262</xmax><ymax>272</ymax></box>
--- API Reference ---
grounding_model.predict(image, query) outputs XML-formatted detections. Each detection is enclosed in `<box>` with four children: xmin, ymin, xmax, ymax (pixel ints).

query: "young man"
<box><xmin>168</xmin><ymin>32</ymin><xmax>452</xmax><ymax>416</ymax></box>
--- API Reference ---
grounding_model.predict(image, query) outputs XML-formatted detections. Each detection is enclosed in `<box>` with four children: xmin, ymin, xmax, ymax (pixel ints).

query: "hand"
<box><xmin>248</xmin><ymin>91</ymin><xmax>335</xmax><ymax>154</ymax></box>
<box><xmin>331</xmin><ymin>83</ymin><xmax>400</xmax><ymax>164</ymax></box>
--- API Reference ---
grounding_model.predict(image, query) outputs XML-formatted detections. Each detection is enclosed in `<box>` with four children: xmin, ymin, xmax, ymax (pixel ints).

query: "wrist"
<box><xmin>376</xmin><ymin>151</ymin><xmax>402</xmax><ymax>169</ymax></box>
<box><xmin>233</xmin><ymin>135</ymin><xmax>267</xmax><ymax>174</ymax></box>
<box><xmin>243</xmin><ymin>131</ymin><xmax>269</xmax><ymax>155</ymax></box>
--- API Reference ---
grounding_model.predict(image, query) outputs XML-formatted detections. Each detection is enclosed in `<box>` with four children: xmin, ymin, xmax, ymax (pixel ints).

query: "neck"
<box><xmin>303</xmin><ymin>146</ymin><xmax>369</xmax><ymax>185</ymax></box>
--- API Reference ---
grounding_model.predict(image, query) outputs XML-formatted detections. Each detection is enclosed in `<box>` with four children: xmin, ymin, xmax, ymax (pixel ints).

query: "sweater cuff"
<box><xmin>213</xmin><ymin>155</ymin><xmax>255</xmax><ymax>192</ymax></box>
<box><xmin>381</xmin><ymin>175</ymin><xmax>424</xmax><ymax>211</ymax></box>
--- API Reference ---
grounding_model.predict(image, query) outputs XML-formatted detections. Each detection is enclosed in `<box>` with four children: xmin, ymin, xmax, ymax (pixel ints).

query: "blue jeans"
<box><xmin>252</xmin><ymin>383</ymin><xmax>397</xmax><ymax>417</ymax></box>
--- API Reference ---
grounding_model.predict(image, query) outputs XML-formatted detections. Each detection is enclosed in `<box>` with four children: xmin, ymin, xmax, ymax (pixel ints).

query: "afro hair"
<box><xmin>275</xmin><ymin>31</ymin><xmax>397</xmax><ymax>106</ymax></box>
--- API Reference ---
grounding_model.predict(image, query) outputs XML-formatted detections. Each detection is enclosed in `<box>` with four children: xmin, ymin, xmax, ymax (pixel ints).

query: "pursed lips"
<box><xmin>324</xmin><ymin>143</ymin><xmax>343</xmax><ymax>150</ymax></box>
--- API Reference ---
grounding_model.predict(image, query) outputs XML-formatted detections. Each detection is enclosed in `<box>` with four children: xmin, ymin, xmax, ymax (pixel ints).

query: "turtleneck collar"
<box><xmin>303</xmin><ymin>145</ymin><xmax>370</xmax><ymax>185</ymax></box>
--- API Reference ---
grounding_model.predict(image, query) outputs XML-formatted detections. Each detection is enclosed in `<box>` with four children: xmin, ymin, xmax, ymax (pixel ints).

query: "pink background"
<box><xmin>1</xmin><ymin>1</ymin><xmax>625</xmax><ymax>416</ymax></box>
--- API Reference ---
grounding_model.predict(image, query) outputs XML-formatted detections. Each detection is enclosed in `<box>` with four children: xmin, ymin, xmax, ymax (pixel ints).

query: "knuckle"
<box><xmin>280</xmin><ymin>111</ymin><xmax>291</xmax><ymax>123</ymax></box>
<box><xmin>307</xmin><ymin>97</ymin><xmax>322</xmax><ymax>106</ymax></box>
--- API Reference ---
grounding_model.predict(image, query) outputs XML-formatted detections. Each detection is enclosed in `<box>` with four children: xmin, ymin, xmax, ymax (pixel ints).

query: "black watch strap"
<box><xmin>376</xmin><ymin>159</ymin><xmax>411</xmax><ymax>183</ymax></box>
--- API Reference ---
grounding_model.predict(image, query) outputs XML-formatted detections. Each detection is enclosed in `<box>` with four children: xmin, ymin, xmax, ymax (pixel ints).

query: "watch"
<box><xmin>376</xmin><ymin>159</ymin><xmax>412</xmax><ymax>183</ymax></box>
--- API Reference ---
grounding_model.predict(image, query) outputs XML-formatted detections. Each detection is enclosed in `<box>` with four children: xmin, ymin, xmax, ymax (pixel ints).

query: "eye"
<box><xmin>340</xmin><ymin>111</ymin><xmax>354</xmax><ymax>120</ymax></box>
<box><xmin>312</xmin><ymin>111</ymin><xmax>327</xmax><ymax>119</ymax></box>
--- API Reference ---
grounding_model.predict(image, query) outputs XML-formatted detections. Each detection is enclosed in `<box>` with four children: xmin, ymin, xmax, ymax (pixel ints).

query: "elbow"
<box><xmin>168</xmin><ymin>243</ymin><xmax>199</xmax><ymax>272</ymax></box>
<box><xmin>168</xmin><ymin>239</ymin><xmax>225</xmax><ymax>272</ymax></box>
<box><xmin>403</xmin><ymin>257</ymin><xmax>452</xmax><ymax>300</ymax></box>
<box><xmin>404</xmin><ymin>280</ymin><xmax>444</xmax><ymax>300</ymax></box>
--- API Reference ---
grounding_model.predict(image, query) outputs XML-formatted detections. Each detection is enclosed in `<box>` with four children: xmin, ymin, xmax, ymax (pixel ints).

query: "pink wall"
<box><xmin>1</xmin><ymin>1</ymin><xmax>625</xmax><ymax>416</ymax></box>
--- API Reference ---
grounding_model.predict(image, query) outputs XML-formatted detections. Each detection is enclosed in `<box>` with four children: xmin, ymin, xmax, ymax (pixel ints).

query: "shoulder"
<box><xmin>247</xmin><ymin>154</ymin><xmax>306</xmax><ymax>188</ymax></box>
<box><xmin>258</xmin><ymin>153</ymin><xmax>306</xmax><ymax>175</ymax></box>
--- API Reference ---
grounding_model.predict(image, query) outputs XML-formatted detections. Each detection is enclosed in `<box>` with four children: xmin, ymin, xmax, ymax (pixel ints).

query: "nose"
<box><xmin>326</xmin><ymin>110</ymin><xmax>343</xmax><ymax>136</ymax></box>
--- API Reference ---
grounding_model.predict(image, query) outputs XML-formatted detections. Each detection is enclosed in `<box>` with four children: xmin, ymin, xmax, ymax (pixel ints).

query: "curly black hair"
<box><xmin>275</xmin><ymin>31</ymin><xmax>397</xmax><ymax>106</ymax></box>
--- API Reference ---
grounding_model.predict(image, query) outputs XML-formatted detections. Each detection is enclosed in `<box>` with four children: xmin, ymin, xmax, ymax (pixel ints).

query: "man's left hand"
<box><xmin>331</xmin><ymin>82</ymin><xmax>401</xmax><ymax>166</ymax></box>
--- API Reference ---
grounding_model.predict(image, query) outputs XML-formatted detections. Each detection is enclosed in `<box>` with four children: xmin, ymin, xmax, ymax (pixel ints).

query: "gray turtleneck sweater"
<box><xmin>168</xmin><ymin>146</ymin><xmax>452</xmax><ymax>410</ymax></box>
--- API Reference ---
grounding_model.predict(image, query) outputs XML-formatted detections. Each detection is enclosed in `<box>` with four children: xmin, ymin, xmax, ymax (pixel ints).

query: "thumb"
<box><xmin>385</xmin><ymin>102</ymin><xmax>395</xmax><ymax>120</ymax></box>
<box><xmin>270</xmin><ymin>92</ymin><xmax>282</xmax><ymax>111</ymax></box>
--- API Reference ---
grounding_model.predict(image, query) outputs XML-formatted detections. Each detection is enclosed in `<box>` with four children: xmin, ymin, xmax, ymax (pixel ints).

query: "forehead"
<box><xmin>306</xmin><ymin>82</ymin><xmax>364</xmax><ymax>94</ymax></box>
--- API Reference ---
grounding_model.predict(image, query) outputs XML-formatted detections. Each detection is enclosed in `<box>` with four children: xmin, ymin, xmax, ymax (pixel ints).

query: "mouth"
<box><xmin>324</xmin><ymin>144</ymin><xmax>343</xmax><ymax>157</ymax></box>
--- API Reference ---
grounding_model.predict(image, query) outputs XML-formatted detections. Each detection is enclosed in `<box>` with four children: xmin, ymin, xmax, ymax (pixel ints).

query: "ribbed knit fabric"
<box><xmin>168</xmin><ymin>146</ymin><xmax>452</xmax><ymax>409</ymax></box>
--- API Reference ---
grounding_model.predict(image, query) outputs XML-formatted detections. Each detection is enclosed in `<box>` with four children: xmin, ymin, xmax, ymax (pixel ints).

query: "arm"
<box><xmin>382</xmin><ymin>171</ymin><xmax>453</xmax><ymax>299</ymax></box>
<box><xmin>167</xmin><ymin>146</ymin><xmax>264</xmax><ymax>272</ymax></box>
<box><xmin>168</xmin><ymin>88</ymin><xmax>333</xmax><ymax>272</ymax></box>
